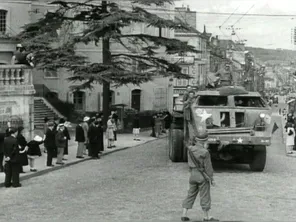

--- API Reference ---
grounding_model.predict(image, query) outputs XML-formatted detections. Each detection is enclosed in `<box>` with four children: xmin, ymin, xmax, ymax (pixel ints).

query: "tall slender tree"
<box><xmin>16</xmin><ymin>0</ymin><xmax>201</xmax><ymax>123</ymax></box>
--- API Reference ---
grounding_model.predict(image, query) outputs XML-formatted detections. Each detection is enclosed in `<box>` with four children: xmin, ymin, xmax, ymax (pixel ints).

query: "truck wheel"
<box><xmin>169</xmin><ymin>129</ymin><xmax>184</xmax><ymax>162</ymax></box>
<box><xmin>182</xmin><ymin>143</ymin><xmax>188</xmax><ymax>162</ymax></box>
<box><xmin>249</xmin><ymin>145</ymin><xmax>266</xmax><ymax>172</ymax></box>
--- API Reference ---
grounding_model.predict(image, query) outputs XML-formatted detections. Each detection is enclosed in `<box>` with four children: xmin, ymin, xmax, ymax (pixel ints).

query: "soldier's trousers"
<box><xmin>182</xmin><ymin>168</ymin><xmax>211</xmax><ymax>211</ymax></box>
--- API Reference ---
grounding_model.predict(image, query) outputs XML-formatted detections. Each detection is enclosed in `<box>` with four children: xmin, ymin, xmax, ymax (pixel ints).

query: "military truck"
<box><xmin>169</xmin><ymin>86</ymin><xmax>272</xmax><ymax>172</ymax></box>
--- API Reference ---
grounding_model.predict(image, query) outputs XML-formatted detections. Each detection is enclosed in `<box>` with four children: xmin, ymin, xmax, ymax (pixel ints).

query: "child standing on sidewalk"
<box><xmin>133</xmin><ymin>114</ymin><xmax>140</xmax><ymax>141</ymax></box>
<box><xmin>27</xmin><ymin>135</ymin><xmax>43</xmax><ymax>172</ymax></box>
<box><xmin>286</xmin><ymin>122</ymin><xmax>295</xmax><ymax>155</ymax></box>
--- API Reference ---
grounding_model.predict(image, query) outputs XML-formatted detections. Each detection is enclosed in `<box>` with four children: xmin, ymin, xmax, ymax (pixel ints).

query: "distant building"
<box><xmin>175</xmin><ymin>6</ymin><xmax>197</xmax><ymax>29</ymax></box>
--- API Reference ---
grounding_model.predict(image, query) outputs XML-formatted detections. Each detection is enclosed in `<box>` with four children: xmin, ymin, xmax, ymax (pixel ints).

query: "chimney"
<box><xmin>187</xmin><ymin>5</ymin><xmax>190</xmax><ymax>11</ymax></box>
<box><xmin>203</xmin><ymin>25</ymin><xmax>207</xmax><ymax>34</ymax></box>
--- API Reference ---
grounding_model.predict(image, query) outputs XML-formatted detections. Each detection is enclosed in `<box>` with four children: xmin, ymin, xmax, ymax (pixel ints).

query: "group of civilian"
<box><xmin>1</xmin><ymin>123</ymin><xmax>44</xmax><ymax>188</ymax></box>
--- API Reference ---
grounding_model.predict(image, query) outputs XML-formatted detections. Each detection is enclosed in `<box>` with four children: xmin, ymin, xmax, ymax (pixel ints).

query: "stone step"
<box><xmin>34</xmin><ymin>103</ymin><xmax>45</xmax><ymax>106</ymax></box>
<box><xmin>34</xmin><ymin>106</ymin><xmax>51</xmax><ymax>109</ymax></box>
<box><xmin>35</xmin><ymin>114</ymin><xmax>58</xmax><ymax>118</ymax></box>
<box><xmin>34</xmin><ymin>105</ymin><xmax>48</xmax><ymax>108</ymax></box>
<box><xmin>34</xmin><ymin>108</ymin><xmax>53</xmax><ymax>112</ymax></box>
<box><xmin>34</xmin><ymin>108</ymin><xmax>56</xmax><ymax>112</ymax></box>
<box><xmin>34</xmin><ymin>98</ymin><xmax>62</xmax><ymax>130</ymax></box>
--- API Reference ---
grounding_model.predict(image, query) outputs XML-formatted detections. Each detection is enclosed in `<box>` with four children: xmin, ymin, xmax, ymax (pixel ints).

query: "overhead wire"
<box><xmin>121</xmin><ymin>5</ymin><xmax>296</xmax><ymax>18</ymax></box>
<box><xmin>220</xmin><ymin>5</ymin><xmax>240</xmax><ymax>28</ymax></box>
<box><xmin>218</xmin><ymin>5</ymin><xmax>240</xmax><ymax>38</ymax></box>
<box><xmin>232</xmin><ymin>4</ymin><xmax>255</xmax><ymax>26</ymax></box>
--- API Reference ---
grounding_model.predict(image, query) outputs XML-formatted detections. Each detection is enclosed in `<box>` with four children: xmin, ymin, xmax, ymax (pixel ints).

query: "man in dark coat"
<box><xmin>0</xmin><ymin>132</ymin><xmax>5</xmax><ymax>172</ymax></box>
<box><xmin>5</xmin><ymin>121</ymin><xmax>12</xmax><ymax>137</ymax></box>
<box><xmin>52</xmin><ymin>117</ymin><xmax>59</xmax><ymax>158</ymax></box>
<box><xmin>75</xmin><ymin>118</ymin><xmax>85</xmax><ymax>159</ymax></box>
<box><xmin>16</xmin><ymin>126</ymin><xmax>28</xmax><ymax>173</ymax></box>
<box><xmin>59</xmin><ymin>118</ymin><xmax>70</xmax><ymax>159</ymax></box>
<box><xmin>96</xmin><ymin>113</ymin><xmax>104</xmax><ymax>153</ymax></box>
<box><xmin>44</xmin><ymin>122</ymin><xmax>56</xmax><ymax>167</ymax></box>
<box><xmin>150</xmin><ymin>114</ymin><xmax>156</xmax><ymax>137</ymax></box>
<box><xmin>164</xmin><ymin>111</ymin><xmax>172</xmax><ymax>131</ymax></box>
<box><xmin>88</xmin><ymin>120</ymin><xmax>100</xmax><ymax>159</ymax></box>
<box><xmin>55</xmin><ymin>124</ymin><xmax>67</xmax><ymax>165</ymax></box>
<box><xmin>3</xmin><ymin>127</ymin><xmax>22</xmax><ymax>188</ymax></box>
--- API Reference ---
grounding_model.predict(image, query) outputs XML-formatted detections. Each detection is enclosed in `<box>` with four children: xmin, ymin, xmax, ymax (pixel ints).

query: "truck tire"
<box><xmin>249</xmin><ymin>145</ymin><xmax>266</xmax><ymax>172</ymax></box>
<box><xmin>169</xmin><ymin>129</ymin><xmax>184</xmax><ymax>162</ymax></box>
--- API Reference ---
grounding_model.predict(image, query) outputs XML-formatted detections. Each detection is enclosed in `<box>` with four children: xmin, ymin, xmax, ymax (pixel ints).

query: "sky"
<box><xmin>175</xmin><ymin>0</ymin><xmax>296</xmax><ymax>50</ymax></box>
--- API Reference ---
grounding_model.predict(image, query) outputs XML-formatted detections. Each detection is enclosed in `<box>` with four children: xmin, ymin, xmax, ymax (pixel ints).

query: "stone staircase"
<box><xmin>34</xmin><ymin>97</ymin><xmax>64</xmax><ymax>129</ymax></box>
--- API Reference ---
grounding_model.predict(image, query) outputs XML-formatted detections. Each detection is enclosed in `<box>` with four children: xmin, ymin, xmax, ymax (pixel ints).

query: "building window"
<box><xmin>73</xmin><ymin>91</ymin><xmax>85</xmax><ymax>111</ymax></box>
<box><xmin>44</xmin><ymin>69</ymin><xmax>58</xmax><ymax>78</ymax></box>
<box><xmin>0</xmin><ymin>10</ymin><xmax>7</xmax><ymax>34</ymax></box>
<box><xmin>131</xmin><ymin>89</ymin><xmax>141</xmax><ymax>111</ymax></box>
<box><xmin>177</xmin><ymin>79</ymin><xmax>182</xmax><ymax>86</ymax></box>
<box><xmin>109</xmin><ymin>90</ymin><xmax>115</xmax><ymax>105</ymax></box>
<box><xmin>182</xmin><ymin>68</ymin><xmax>188</xmax><ymax>74</ymax></box>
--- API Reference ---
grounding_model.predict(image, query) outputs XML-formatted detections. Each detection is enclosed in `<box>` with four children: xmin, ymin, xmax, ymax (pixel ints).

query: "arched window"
<box><xmin>131</xmin><ymin>89</ymin><xmax>141</xmax><ymax>111</ymax></box>
<box><xmin>0</xmin><ymin>10</ymin><xmax>7</xmax><ymax>34</ymax></box>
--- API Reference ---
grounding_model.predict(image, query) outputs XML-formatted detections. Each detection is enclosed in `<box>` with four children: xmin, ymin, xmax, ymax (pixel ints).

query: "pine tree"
<box><xmin>16</xmin><ymin>0</ymin><xmax>200</xmax><ymax>122</ymax></box>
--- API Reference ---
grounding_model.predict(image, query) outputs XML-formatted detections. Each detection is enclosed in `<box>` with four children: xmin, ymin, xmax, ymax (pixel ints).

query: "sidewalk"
<box><xmin>0</xmin><ymin>130</ymin><xmax>166</xmax><ymax>187</ymax></box>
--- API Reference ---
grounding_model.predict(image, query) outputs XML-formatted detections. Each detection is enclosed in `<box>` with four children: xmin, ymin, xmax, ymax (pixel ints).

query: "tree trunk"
<box><xmin>102</xmin><ymin>0</ymin><xmax>111</xmax><ymax>125</ymax></box>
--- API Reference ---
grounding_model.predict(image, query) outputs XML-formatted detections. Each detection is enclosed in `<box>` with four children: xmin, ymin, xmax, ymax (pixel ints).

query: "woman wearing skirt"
<box><xmin>106</xmin><ymin>116</ymin><xmax>115</xmax><ymax>148</ymax></box>
<box><xmin>27</xmin><ymin>135</ymin><xmax>43</xmax><ymax>172</ymax></box>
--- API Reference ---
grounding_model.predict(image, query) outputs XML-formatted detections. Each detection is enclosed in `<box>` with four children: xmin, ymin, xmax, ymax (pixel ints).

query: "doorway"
<box><xmin>131</xmin><ymin>89</ymin><xmax>141</xmax><ymax>111</ymax></box>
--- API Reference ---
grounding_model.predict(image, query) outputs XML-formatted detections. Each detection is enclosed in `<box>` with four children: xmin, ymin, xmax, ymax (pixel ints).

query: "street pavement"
<box><xmin>1</xmin><ymin>106</ymin><xmax>296</xmax><ymax>221</ymax></box>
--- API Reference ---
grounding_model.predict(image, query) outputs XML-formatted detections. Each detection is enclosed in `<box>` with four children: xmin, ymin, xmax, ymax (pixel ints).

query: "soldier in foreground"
<box><xmin>181</xmin><ymin>130</ymin><xmax>218</xmax><ymax>221</ymax></box>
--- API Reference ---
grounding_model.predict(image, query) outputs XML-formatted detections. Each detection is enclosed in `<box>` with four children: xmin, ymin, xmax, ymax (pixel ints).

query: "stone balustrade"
<box><xmin>0</xmin><ymin>65</ymin><xmax>33</xmax><ymax>86</ymax></box>
<box><xmin>0</xmin><ymin>65</ymin><xmax>35</xmax><ymax>97</ymax></box>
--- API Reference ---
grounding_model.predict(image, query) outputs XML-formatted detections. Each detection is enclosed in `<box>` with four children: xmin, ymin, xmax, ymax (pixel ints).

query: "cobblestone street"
<box><xmin>1</xmin><ymin>109</ymin><xmax>295</xmax><ymax>221</ymax></box>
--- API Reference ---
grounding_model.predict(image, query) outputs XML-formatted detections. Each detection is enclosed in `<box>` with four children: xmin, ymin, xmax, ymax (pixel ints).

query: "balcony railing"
<box><xmin>0</xmin><ymin>65</ymin><xmax>33</xmax><ymax>86</ymax></box>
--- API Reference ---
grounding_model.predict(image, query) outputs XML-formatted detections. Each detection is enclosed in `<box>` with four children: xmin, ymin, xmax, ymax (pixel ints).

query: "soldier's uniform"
<box><xmin>182</xmin><ymin>141</ymin><xmax>214</xmax><ymax>212</ymax></box>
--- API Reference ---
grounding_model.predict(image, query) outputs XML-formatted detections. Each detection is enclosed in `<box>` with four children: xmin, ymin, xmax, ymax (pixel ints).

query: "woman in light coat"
<box><xmin>286</xmin><ymin>122</ymin><xmax>295</xmax><ymax>155</ymax></box>
<box><xmin>106</xmin><ymin>115</ymin><xmax>115</xmax><ymax>148</ymax></box>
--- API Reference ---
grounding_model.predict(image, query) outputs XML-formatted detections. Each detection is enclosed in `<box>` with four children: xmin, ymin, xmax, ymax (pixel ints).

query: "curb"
<box><xmin>0</xmin><ymin>136</ymin><xmax>166</xmax><ymax>188</ymax></box>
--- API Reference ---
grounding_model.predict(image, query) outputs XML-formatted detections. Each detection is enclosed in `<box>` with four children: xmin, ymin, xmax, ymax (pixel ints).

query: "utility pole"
<box><xmin>102</xmin><ymin>0</ymin><xmax>111</xmax><ymax>125</ymax></box>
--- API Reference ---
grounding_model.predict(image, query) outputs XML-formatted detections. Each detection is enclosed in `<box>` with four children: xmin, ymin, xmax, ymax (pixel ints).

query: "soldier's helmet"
<box><xmin>195</xmin><ymin>128</ymin><xmax>209</xmax><ymax>141</ymax></box>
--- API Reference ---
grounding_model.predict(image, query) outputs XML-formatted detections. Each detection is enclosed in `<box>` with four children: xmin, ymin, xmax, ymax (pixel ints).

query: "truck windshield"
<box><xmin>197</xmin><ymin>96</ymin><xmax>228</xmax><ymax>106</ymax></box>
<box><xmin>234</xmin><ymin>96</ymin><xmax>266</xmax><ymax>107</ymax></box>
